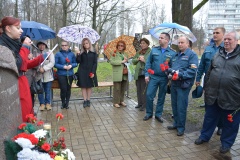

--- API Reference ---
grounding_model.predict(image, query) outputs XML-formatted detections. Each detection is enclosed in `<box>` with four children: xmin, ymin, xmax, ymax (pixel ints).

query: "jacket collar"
<box><xmin>219</xmin><ymin>44</ymin><xmax>240</xmax><ymax>58</ymax></box>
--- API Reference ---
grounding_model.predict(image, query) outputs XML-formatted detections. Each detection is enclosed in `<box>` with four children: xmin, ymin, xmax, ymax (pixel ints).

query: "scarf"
<box><xmin>0</xmin><ymin>33</ymin><xmax>22</xmax><ymax>70</ymax></box>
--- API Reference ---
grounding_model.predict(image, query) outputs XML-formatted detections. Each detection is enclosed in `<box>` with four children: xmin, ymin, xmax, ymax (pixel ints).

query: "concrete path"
<box><xmin>35</xmin><ymin>98</ymin><xmax>240</xmax><ymax>160</ymax></box>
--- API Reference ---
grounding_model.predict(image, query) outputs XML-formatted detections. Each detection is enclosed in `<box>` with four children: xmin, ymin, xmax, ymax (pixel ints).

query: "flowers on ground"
<box><xmin>4</xmin><ymin>113</ymin><xmax>75</xmax><ymax>160</ymax></box>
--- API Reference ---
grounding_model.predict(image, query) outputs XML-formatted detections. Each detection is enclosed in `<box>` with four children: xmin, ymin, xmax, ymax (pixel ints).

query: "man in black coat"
<box><xmin>194</xmin><ymin>31</ymin><xmax>240</xmax><ymax>154</ymax></box>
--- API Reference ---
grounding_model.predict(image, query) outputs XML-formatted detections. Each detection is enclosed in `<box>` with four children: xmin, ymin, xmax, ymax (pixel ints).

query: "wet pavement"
<box><xmin>35</xmin><ymin>98</ymin><xmax>240</xmax><ymax>160</ymax></box>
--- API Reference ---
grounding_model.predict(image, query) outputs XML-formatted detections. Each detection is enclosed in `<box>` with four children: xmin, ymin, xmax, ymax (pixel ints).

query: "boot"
<box><xmin>87</xmin><ymin>100</ymin><xmax>90</xmax><ymax>107</ymax></box>
<box><xmin>83</xmin><ymin>100</ymin><xmax>87</xmax><ymax>108</ymax></box>
<box><xmin>39</xmin><ymin>104</ymin><xmax>45</xmax><ymax>111</ymax></box>
<box><xmin>46</xmin><ymin>104</ymin><xmax>52</xmax><ymax>111</ymax></box>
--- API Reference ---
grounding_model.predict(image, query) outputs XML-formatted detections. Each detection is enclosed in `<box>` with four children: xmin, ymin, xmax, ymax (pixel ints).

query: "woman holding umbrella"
<box><xmin>109</xmin><ymin>40</ymin><xmax>128</xmax><ymax>108</ymax></box>
<box><xmin>76</xmin><ymin>38</ymin><xmax>98</xmax><ymax>108</ymax></box>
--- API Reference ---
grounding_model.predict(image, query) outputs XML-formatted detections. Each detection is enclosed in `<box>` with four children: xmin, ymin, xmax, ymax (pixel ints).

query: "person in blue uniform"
<box><xmin>143</xmin><ymin>32</ymin><xmax>175</xmax><ymax>122</ymax></box>
<box><xmin>195</xmin><ymin>27</ymin><xmax>225</xmax><ymax>135</ymax></box>
<box><xmin>167</xmin><ymin>36</ymin><xmax>198</xmax><ymax>136</ymax></box>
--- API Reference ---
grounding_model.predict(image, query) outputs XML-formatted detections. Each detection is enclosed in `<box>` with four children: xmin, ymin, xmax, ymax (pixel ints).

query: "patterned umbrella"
<box><xmin>57</xmin><ymin>24</ymin><xmax>100</xmax><ymax>44</ymax></box>
<box><xmin>104</xmin><ymin>35</ymin><xmax>136</xmax><ymax>60</ymax></box>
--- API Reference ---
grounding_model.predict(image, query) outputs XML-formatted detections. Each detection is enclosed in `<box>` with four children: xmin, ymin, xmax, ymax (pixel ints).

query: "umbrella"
<box><xmin>104</xmin><ymin>35</ymin><xmax>136</xmax><ymax>60</ymax></box>
<box><xmin>149</xmin><ymin>22</ymin><xmax>197</xmax><ymax>44</ymax></box>
<box><xmin>57</xmin><ymin>24</ymin><xmax>100</xmax><ymax>44</ymax></box>
<box><xmin>21</xmin><ymin>21</ymin><xmax>56</xmax><ymax>40</ymax></box>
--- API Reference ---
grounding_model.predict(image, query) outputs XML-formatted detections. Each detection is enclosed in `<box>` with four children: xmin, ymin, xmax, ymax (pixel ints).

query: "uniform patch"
<box><xmin>190</xmin><ymin>64</ymin><xmax>197</xmax><ymax>68</ymax></box>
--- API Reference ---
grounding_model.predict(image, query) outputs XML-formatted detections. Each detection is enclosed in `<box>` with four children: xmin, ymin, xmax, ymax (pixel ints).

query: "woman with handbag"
<box><xmin>0</xmin><ymin>16</ymin><xmax>47</xmax><ymax>122</ymax></box>
<box><xmin>132</xmin><ymin>38</ymin><xmax>151</xmax><ymax>111</ymax></box>
<box><xmin>54</xmin><ymin>41</ymin><xmax>77</xmax><ymax>109</ymax></box>
<box><xmin>109</xmin><ymin>40</ymin><xmax>128</xmax><ymax>108</ymax></box>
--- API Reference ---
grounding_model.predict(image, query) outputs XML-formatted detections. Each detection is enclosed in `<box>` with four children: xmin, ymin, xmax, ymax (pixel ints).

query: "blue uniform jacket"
<box><xmin>145</xmin><ymin>46</ymin><xmax>176</xmax><ymax>78</ymax></box>
<box><xmin>171</xmin><ymin>48</ymin><xmax>198</xmax><ymax>87</ymax></box>
<box><xmin>54</xmin><ymin>49</ymin><xmax>78</xmax><ymax>76</ymax></box>
<box><xmin>196</xmin><ymin>42</ymin><xmax>224</xmax><ymax>82</ymax></box>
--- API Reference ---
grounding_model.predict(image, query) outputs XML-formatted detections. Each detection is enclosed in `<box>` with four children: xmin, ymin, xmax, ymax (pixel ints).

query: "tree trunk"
<box><xmin>14</xmin><ymin>0</ymin><xmax>18</xmax><ymax>18</ymax></box>
<box><xmin>172</xmin><ymin>0</ymin><xmax>193</xmax><ymax>30</ymax></box>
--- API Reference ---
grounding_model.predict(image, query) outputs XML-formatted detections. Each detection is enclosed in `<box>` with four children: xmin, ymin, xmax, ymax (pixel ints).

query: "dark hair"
<box><xmin>140</xmin><ymin>38</ymin><xmax>150</xmax><ymax>46</ymax></box>
<box><xmin>116</xmin><ymin>40</ymin><xmax>126</xmax><ymax>50</ymax></box>
<box><xmin>161</xmin><ymin>32</ymin><xmax>170</xmax><ymax>41</ymax></box>
<box><xmin>0</xmin><ymin>16</ymin><xmax>20</xmax><ymax>35</ymax></box>
<box><xmin>21</xmin><ymin>35</ymin><xmax>30</xmax><ymax>43</ymax></box>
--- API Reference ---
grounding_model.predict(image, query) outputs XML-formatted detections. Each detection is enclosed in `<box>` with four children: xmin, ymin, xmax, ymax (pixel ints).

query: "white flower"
<box><xmin>62</xmin><ymin>148</ymin><xmax>76</xmax><ymax>160</ymax></box>
<box><xmin>17</xmin><ymin>148</ymin><xmax>53</xmax><ymax>160</ymax></box>
<box><xmin>17</xmin><ymin>148</ymin><xmax>33</xmax><ymax>160</ymax></box>
<box><xmin>32</xmin><ymin>129</ymin><xmax>48</xmax><ymax>139</ymax></box>
<box><xmin>15</xmin><ymin>138</ymin><xmax>35</xmax><ymax>149</ymax></box>
<box><xmin>31</xmin><ymin>150</ymin><xmax>53</xmax><ymax>160</ymax></box>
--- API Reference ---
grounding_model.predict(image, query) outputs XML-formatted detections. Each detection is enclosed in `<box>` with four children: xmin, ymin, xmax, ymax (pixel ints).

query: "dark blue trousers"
<box><xmin>200</xmin><ymin>101</ymin><xmax>240</xmax><ymax>148</ymax></box>
<box><xmin>171</xmin><ymin>85</ymin><xmax>191</xmax><ymax>133</ymax></box>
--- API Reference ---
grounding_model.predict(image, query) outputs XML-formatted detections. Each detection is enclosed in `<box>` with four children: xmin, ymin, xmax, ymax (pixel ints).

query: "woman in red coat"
<box><xmin>19</xmin><ymin>36</ymin><xmax>46</xmax><ymax>122</ymax></box>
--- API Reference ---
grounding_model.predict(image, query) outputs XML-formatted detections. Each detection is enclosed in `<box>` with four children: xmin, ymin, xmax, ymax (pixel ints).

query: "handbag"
<box><xmin>123</xmin><ymin>66</ymin><xmax>128</xmax><ymax>75</ymax></box>
<box><xmin>30</xmin><ymin>77</ymin><xmax>44</xmax><ymax>94</ymax></box>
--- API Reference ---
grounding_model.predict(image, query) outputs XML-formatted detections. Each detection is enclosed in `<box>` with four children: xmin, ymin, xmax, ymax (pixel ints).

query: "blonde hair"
<box><xmin>80</xmin><ymin>38</ymin><xmax>94</xmax><ymax>54</ymax></box>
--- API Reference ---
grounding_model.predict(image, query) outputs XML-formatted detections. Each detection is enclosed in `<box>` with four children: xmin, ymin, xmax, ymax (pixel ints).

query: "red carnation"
<box><xmin>41</xmin><ymin>143</ymin><xmax>51</xmax><ymax>152</ymax></box>
<box><xmin>18</xmin><ymin>123</ymin><xmax>27</xmax><ymax>129</ymax></box>
<box><xmin>56</xmin><ymin>113</ymin><xmax>64</xmax><ymax>120</ymax></box>
<box><xmin>160</xmin><ymin>64</ymin><xmax>165</xmax><ymax>71</ymax></box>
<box><xmin>37</xmin><ymin>121</ymin><xmax>44</xmax><ymax>126</ymax></box>
<box><xmin>59</xmin><ymin>126</ymin><xmax>66</xmax><ymax>132</ymax></box>
<box><xmin>49</xmin><ymin>151</ymin><xmax>57</xmax><ymax>158</ymax></box>
<box><xmin>227</xmin><ymin>114</ymin><xmax>233</xmax><ymax>122</ymax></box>
<box><xmin>147</xmin><ymin>69</ymin><xmax>154</xmax><ymax>75</ymax></box>
<box><xmin>61</xmin><ymin>143</ymin><xmax>66</xmax><ymax>149</ymax></box>
<box><xmin>65</xmin><ymin>57</ymin><xmax>70</xmax><ymax>63</ymax></box>
<box><xmin>172</xmin><ymin>72</ymin><xmax>178</xmax><ymax>80</ymax></box>
<box><xmin>89</xmin><ymin>72</ymin><xmax>94</xmax><ymax>78</ymax></box>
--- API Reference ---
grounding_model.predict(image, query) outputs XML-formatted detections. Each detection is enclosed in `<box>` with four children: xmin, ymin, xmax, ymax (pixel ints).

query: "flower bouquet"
<box><xmin>4</xmin><ymin>113</ymin><xmax>75</xmax><ymax>160</ymax></box>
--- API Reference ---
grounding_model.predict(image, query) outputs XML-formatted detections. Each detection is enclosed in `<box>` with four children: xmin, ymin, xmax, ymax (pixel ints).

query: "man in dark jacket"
<box><xmin>196</xmin><ymin>27</ymin><xmax>225</xmax><ymax>135</ymax></box>
<box><xmin>195</xmin><ymin>31</ymin><xmax>240</xmax><ymax>154</ymax></box>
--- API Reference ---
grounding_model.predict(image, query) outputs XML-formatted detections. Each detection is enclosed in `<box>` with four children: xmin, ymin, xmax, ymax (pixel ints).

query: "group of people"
<box><xmin>1</xmin><ymin>15</ymin><xmax>240</xmax><ymax>154</ymax></box>
<box><xmin>130</xmin><ymin>27</ymin><xmax>240</xmax><ymax>154</ymax></box>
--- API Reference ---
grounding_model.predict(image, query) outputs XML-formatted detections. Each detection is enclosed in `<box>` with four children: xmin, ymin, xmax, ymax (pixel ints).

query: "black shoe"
<box><xmin>177</xmin><ymin>131</ymin><xmax>184</xmax><ymax>136</ymax></box>
<box><xmin>194</xmin><ymin>138</ymin><xmax>207</xmax><ymax>145</ymax></box>
<box><xmin>87</xmin><ymin>100</ymin><xmax>90</xmax><ymax>107</ymax></box>
<box><xmin>61</xmin><ymin>102</ymin><xmax>65</xmax><ymax>109</ymax></box>
<box><xmin>83</xmin><ymin>101</ymin><xmax>87</xmax><ymax>108</ymax></box>
<box><xmin>135</xmin><ymin>105</ymin><xmax>140</xmax><ymax>108</ymax></box>
<box><xmin>65</xmin><ymin>102</ymin><xmax>69</xmax><ymax>109</ymax></box>
<box><xmin>155</xmin><ymin>116</ymin><xmax>163</xmax><ymax>123</ymax></box>
<box><xmin>143</xmin><ymin>115</ymin><xmax>152</xmax><ymax>121</ymax></box>
<box><xmin>167</xmin><ymin>126</ymin><xmax>177</xmax><ymax>130</ymax></box>
<box><xmin>219</xmin><ymin>146</ymin><xmax>230</xmax><ymax>154</ymax></box>
<box><xmin>199</xmin><ymin>104</ymin><xmax>205</xmax><ymax>107</ymax></box>
<box><xmin>217</xmin><ymin>128</ymin><xmax>222</xmax><ymax>135</ymax></box>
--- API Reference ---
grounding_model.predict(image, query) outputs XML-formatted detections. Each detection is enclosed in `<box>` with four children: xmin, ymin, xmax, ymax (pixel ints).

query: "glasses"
<box><xmin>61</xmin><ymin>45</ymin><xmax>68</xmax><ymax>47</ymax></box>
<box><xmin>118</xmin><ymin>45</ymin><xmax>124</xmax><ymax>47</ymax></box>
<box><xmin>213</xmin><ymin>32</ymin><xmax>220</xmax><ymax>34</ymax></box>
